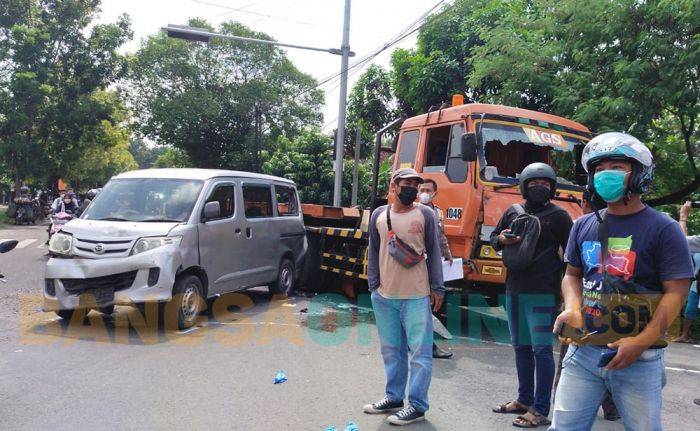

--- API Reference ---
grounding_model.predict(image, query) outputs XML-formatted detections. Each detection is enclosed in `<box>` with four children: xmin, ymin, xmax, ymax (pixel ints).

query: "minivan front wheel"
<box><xmin>167</xmin><ymin>275</ymin><xmax>204</xmax><ymax>330</ymax></box>
<box><xmin>269</xmin><ymin>259</ymin><xmax>295</xmax><ymax>296</ymax></box>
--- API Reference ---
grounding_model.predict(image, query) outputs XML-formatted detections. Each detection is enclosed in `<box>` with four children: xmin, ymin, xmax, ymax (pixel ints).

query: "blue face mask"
<box><xmin>594</xmin><ymin>170</ymin><xmax>630</xmax><ymax>203</ymax></box>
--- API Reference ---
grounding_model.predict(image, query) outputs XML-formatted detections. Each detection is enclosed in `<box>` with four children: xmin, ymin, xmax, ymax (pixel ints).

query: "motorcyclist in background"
<box><xmin>76</xmin><ymin>189</ymin><xmax>99</xmax><ymax>217</ymax></box>
<box><xmin>53</xmin><ymin>191</ymin><xmax>79</xmax><ymax>214</ymax></box>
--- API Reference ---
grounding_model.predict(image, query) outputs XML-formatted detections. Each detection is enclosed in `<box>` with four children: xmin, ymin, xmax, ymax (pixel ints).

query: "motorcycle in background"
<box><xmin>0</xmin><ymin>240</ymin><xmax>18</xmax><ymax>283</ymax></box>
<box><xmin>14</xmin><ymin>199</ymin><xmax>37</xmax><ymax>225</ymax></box>
<box><xmin>48</xmin><ymin>212</ymin><xmax>74</xmax><ymax>240</ymax></box>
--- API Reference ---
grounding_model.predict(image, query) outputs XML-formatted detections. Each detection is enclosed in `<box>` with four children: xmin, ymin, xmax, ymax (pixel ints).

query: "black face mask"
<box><xmin>526</xmin><ymin>185</ymin><xmax>551</xmax><ymax>205</ymax></box>
<box><xmin>397</xmin><ymin>186</ymin><xmax>418</xmax><ymax>206</ymax></box>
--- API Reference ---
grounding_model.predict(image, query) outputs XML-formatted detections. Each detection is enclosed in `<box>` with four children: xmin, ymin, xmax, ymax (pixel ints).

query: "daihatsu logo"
<box><xmin>93</xmin><ymin>244</ymin><xmax>105</xmax><ymax>254</ymax></box>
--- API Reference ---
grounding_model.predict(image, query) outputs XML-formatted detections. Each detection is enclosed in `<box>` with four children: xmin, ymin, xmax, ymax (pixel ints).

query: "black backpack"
<box><xmin>502</xmin><ymin>203</ymin><xmax>564</xmax><ymax>270</ymax></box>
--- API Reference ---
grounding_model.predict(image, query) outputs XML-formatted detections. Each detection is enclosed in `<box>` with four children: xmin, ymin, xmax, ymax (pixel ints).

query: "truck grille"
<box><xmin>61</xmin><ymin>270</ymin><xmax>137</xmax><ymax>294</ymax></box>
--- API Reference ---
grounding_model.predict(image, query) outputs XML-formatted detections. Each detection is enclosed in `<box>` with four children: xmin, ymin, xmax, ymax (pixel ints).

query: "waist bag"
<box><xmin>386</xmin><ymin>205</ymin><xmax>425</xmax><ymax>268</ymax></box>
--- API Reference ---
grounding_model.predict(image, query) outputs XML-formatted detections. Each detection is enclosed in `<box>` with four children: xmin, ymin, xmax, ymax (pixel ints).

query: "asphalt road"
<box><xmin>0</xmin><ymin>223</ymin><xmax>698</xmax><ymax>430</ymax></box>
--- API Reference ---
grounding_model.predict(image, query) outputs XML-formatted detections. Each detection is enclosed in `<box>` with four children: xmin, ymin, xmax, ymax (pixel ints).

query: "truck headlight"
<box><xmin>130</xmin><ymin>236</ymin><xmax>182</xmax><ymax>256</ymax></box>
<box><xmin>48</xmin><ymin>232</ymin><xmax>73</xmax><ymax>256</ymax></box>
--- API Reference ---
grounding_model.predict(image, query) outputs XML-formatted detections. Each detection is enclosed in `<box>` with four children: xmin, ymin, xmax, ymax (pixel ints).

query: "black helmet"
<box><xmin>519</xmin><ymin>162</ymin><xmax>557</xmax><ymax>199</ymax></box>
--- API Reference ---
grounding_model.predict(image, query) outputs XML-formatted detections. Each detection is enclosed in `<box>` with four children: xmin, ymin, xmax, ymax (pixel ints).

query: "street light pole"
<box><xmin>333</xmin><ymin>0</ymin><xmax>352</xmax><ymax>207</ymax></box>
<box><xmin>164</xmin><ymin>18</ymin><xmax>355</xmax><ymax>206</ymax></box>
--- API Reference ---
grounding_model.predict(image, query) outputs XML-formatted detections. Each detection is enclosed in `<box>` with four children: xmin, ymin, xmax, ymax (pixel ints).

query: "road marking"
<box><xmin>16</xmin><ymin>239</ymin><xmax>37</xmax><ymax>249</ymax></box>
<box><xmin>665</xmin><ymin>366</ymin><xmax>700</xmax><ymax>374</ymax></box>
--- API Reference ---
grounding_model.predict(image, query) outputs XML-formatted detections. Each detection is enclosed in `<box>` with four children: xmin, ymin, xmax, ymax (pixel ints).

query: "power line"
<box><xmin>263</xmin><ymin>0</ymin><xmax>455</xmax><ymax>135</ymax></box>
<box><xmin>193</xmin><ymin>0</ymin><xmax>335</xmax><ymax>30</ymax></box>
<box><xmin>315</xmin><ymin>0</ymin><xmax>449</xmax><ymax>87</ymax></box>
<box><xmin>208</xmin><ymin>0</ymin><xmax>266</xmax><ymax>20</ymax></box>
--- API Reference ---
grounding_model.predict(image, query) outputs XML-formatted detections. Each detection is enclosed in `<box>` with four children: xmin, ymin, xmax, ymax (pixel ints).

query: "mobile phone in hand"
<box><xmin>691</xmin><ymin>201</ymin><xmax>700</xmax><ymax>209</ymax></box>
<box><xmin>597</xmin><ymin>348</ymin><xmax>618</xmax><ymax>368</ymax></box>
<box><xmin>556</xmin><ymin>322</ymin><xmax>587</xmax><ymax>342</ymax></box>
<box><xmin>503</xmin><ymin>233</ymin><xmax>517</xmax><ymax>239</ymax></box>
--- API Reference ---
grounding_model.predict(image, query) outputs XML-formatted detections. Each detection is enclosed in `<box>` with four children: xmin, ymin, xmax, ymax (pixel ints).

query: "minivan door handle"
<box><xmin>246</xmin><ymin>227</ymin><xmax>252</xmax><ymax>239</ymax></box>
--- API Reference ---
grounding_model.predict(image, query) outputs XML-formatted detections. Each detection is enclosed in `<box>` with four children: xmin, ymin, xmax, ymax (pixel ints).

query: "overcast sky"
<box><xmin>96</xmin><ymin>0</ymin><xmax>445</xmax><ymax>131</ymax></box>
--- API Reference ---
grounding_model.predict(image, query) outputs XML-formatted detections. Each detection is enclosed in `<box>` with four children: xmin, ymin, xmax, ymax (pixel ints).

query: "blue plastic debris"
<box><xmin>344</xmin><ymin>421</ymin><xmax>359</xmax><ymax>431</ymax></box>
<box><xmin>274</xmin><ymin>369</ymin><xmax>287</xmax><ymax>384</ymax></box>
<box><xmin>324</xmin><ymin>427</ymin><xmax>338</xmax><ymax>431</ymax></box>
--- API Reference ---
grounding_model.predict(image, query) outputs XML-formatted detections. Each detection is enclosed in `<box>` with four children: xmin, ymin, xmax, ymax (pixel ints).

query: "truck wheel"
<box><xmin>269</xmin><ymin>258</ymin><xmax>295</xmax><ymax>295</ymax></box>
<box><xmin>166</xmin><ymin>275</ymin><xmax>204</xmax><ymax>330</ymax></box>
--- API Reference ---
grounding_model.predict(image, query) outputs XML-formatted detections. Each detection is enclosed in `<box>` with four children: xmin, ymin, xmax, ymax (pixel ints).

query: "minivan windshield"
<box><xmin>82</xmin><ymin>178</ymin><xmax>204</xmax><ymax>222</ymax></box>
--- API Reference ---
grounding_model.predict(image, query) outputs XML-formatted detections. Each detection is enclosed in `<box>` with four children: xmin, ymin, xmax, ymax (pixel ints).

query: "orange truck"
<box><xmin>302</xmin><ymin>97</ymin><xmax>590</xmax><ymax>293</ymax></box>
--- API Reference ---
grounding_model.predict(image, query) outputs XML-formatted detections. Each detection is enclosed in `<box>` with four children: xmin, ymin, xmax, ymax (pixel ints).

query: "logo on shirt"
<box><xmin>408</xmin><ymin>220</ymin><xmax>424</xmax><ymax>234</ymax></box>
<box><xmin>582</xmin><ymin>236</ymin><xmax>636</xmax><ymax>280</ymax></box>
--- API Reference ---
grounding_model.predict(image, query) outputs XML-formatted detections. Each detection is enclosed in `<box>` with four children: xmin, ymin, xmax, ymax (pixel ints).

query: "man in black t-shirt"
<box><xmin>490</xmin><ymin>163</ymin><xmax>573</xmax><ymax>428</ymax></box>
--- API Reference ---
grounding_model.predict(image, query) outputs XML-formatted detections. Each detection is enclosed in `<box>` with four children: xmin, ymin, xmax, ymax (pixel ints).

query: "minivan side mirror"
<box><xmin>461</xmin><ymin>132</ymin><xmax>478</xmax><ymax>162</ymax></box>
<box><xmin>202</xmin><ymin>201</ymin><xmax>221</xmax><ymax>221</ymax></box>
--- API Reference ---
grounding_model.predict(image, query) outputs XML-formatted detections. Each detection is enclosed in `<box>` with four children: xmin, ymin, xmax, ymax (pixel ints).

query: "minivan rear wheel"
<box><xmin>269</xmin><ymin>258</ymin><xmax>295</xmax><ymax>295</ymax></box>
<box><xmin>166</xmin><ymin>275</ymin><xmax>204</xmax><ymax>330</ymax></box>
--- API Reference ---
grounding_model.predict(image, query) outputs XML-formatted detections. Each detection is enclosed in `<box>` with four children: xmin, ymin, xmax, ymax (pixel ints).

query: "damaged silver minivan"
<box><xmin>44</xmin><ymin>169</ymin><xmax>307</xmax><ymax>328</ymax></box>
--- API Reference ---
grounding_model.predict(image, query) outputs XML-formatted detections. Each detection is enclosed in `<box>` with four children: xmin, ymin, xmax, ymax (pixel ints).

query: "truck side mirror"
<box><xmin>202</xmin><ymin>201</ymin><xmax>221</xmax><ymax>221</ymax></box>
<box><xmin>461</xmin><ymin>132</ymin><xmax>478</xmax><ymax>161</ymax></box>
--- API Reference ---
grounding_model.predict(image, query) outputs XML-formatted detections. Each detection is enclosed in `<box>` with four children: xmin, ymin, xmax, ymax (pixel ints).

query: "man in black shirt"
<box><xmin>490</xmin><ymin>163</ymin><xmax>573</xmax><ymax>428</ymax></box>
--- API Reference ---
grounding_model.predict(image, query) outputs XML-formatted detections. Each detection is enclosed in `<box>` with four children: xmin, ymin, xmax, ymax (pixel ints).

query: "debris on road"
<box><xmin>274</xmin><ymin>369</ymin><xmax>287</xmax><ymax>384</ymax></box>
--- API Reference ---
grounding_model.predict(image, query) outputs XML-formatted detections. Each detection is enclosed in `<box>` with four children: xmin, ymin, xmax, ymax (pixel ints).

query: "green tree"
<box><xmin>390</xmin><ymin>0</ymin><xmax>508</xmax><ymax>116</ymax></box>
<box><xmin>469</xmin><ymin>0</ymin><xmax>700</xmax><ymax>205</ymax></box>
<box><xmin>128</xmin><ymin>19</ymin><xmax>324</xmax><ymax>171</ymax></box>
<box><xmin>0</xmin><ymin>0</ymin><xmax>132</xmax><ymax>192</ymax></box>
<box><xmin>346</xmin><ymin>65</ymin><xmax>396</xmax><ymax>158</ymax></box>
<box><xmin>153</xmin><ymin>147</ymin><xmax>194</xmax><ymax>168</ymax></box>
<box><xmin>129</xmin><ymin>137</ymin><xmax>166</xmax><ymax>169</ymax></box>
<box><xmin>261</xmin><ymin>130</ymin><xmax>371</xmax><ymax>207</ymax></box>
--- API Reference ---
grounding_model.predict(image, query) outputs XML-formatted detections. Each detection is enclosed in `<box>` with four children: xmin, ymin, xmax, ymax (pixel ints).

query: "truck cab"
<box><xmin>389</xmin><ymin>102</ymin><xmax>589</xmax><ymax>289</ymax></box>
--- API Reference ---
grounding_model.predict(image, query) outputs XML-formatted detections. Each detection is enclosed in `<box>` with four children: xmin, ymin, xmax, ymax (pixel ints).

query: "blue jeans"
<box><xmin>684</xmin><ymin>288</ymin><xmax>699</xmax><ymax>320</ymax></box>
<box><xmin>505</xmin><ymin>293</ymin><xmax>558</xmax><ymax>416</ymax></box>
<box><xmin>549</xmin><ymin>345</ymin><xmax>666</xmax><ymax>431</ymax></box>
<box><xmin>371</xmin><ymin>291</ymin><xmax>433</xmax><ymax>412</ymax></box>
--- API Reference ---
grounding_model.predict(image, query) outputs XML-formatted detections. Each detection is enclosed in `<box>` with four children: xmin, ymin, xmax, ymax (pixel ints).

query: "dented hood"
<box><xmin>61</xmin><ymin>218</ymin><xmax>179</xmax><ymax>241</ymax></box>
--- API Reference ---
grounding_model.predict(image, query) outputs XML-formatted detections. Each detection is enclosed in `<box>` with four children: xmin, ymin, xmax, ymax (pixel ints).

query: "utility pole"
<box><xmin>333</xmin><ymin>0</ymin><xmax>352</xmax><ymax>207</ymax></box>
<box><xmin>254</xmin><ymin>101</ymin><xmax>262</xmax><ymax>172</ymax></box>
<box><xmin>351</xmin><ymin>126</ymin><xmax>361</xmax><ymax>206</ymax></box>
<box><xmin>163</xmin><ymin>20</ymin><xmax>356</xmax><ymax>200</ymax></box>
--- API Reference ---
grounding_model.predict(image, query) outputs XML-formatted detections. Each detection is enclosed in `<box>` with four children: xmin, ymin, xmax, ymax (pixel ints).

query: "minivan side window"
<box><xmin>275</xmin><ymin>185</ymin><xmax>299</xmax><ymax>216</ymax></box>
<box><xmin>205</xmin><ymin>183</ymin><xmax>235</xmax><ymax>219</ymax></box>
<box><xmin>242</xmin><ymin>184</ymin><xmax>273</xmax><ymax>218</ymax></box>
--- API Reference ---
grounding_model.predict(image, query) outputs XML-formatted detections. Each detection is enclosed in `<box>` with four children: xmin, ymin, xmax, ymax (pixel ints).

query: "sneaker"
<box><xmin>387</xmin><ymin>404</ymin><xmax>425</xmax><ymax>425</ymax></box>
<box><xmin>363</xmin><ymin>396</ymin><xmax>404</xmax><ymax>414</ymax></box>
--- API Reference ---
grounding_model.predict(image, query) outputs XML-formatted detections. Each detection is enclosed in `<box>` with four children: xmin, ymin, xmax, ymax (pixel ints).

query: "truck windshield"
<box><xmin>479</xmin><ymin>122</ymin><xmax>588</xmax><ymax>187</ymax></box>
<box><xmin>82</xmin><ymin>178</ymin><xmax>204</xmax><ymax>222</ymax></box>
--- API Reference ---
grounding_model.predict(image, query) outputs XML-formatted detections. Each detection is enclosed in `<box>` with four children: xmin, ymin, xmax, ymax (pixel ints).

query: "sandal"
<box><xmin>513</xmin><ymin>411</ymin><xmax>551</xmax><ymax>428</ymax></box>
<box><xmin>492</xmin><ymin>400</ymin><xmax>529</xmax><ymax>414</ymax></box>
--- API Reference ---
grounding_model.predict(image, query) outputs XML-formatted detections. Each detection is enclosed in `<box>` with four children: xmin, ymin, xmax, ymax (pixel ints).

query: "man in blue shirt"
<box><xmin>550</xmin><ymin>132</ymin><xmax>693</xmax><ymax>431</ymax></box>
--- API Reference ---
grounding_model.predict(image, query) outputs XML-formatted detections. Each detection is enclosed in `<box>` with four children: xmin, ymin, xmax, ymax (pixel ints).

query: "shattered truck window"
<box><xmin>479</xmin><ymin>122</ymin><xmax>587</xmax><ymax>186</ymax></box>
